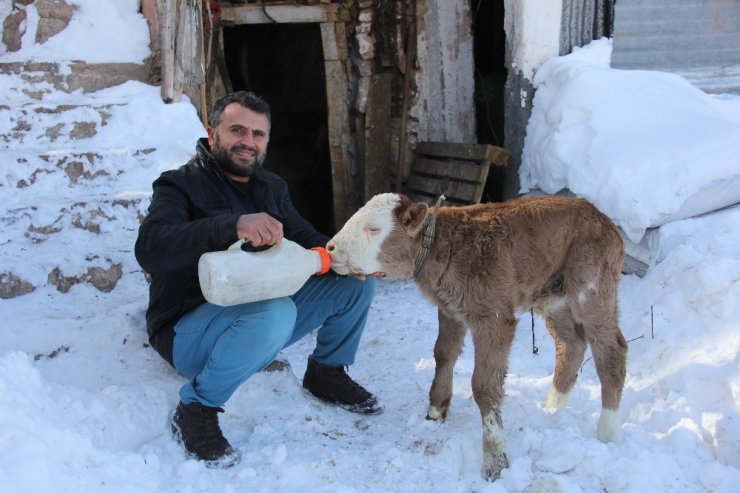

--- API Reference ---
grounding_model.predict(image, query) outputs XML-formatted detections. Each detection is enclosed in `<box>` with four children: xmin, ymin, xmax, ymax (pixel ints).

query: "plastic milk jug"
<box><xmin>198</xmin><ymin>239</ymin><xmax>331</xmax><ymax>306</ymax></box>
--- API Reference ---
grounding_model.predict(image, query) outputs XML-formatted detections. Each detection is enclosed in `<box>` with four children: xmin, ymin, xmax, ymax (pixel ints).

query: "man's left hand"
<box><xmin>354</xmin><ymin>272</ymin><xmax>385</xmax><ymax>281</ymax></box>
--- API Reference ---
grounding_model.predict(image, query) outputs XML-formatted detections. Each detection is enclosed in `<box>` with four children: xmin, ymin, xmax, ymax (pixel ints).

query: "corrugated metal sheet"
<box><xmin>611</xmin><ymin>0</ymin><xmax>740</xmax><ymax>94</ymax></box>
<box><xmin>560</xmin><ymin>0</ymin><xmax>613</xmax><ymax>55</ymax></box>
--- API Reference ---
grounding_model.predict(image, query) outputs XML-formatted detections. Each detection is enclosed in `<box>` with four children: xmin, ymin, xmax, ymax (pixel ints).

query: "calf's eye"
<box><xmin>366</xmin><ymin>225</ymin><xmax>381</xmax><ymax>235</ymax></box>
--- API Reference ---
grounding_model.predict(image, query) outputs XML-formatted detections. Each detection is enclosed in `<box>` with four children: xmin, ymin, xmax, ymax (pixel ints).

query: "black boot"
<box><xmin>303</xmin><ymin>358</ymin><xmax>384</xmax><ymax>415</ymax></box>
<box><xmin>171</xmin><ymin>401</ymin><xmax>240</xmax><ymax>468</ymax></box>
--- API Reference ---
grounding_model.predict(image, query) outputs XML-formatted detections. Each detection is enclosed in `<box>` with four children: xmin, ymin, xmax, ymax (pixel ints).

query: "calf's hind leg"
<box><xmin>590</xmin><ymin>324</ymin><xmax>627</xmax><ymax>443</ymax></box>
<box><xmin>543</xmin><ymin>305</ymin><xmax>588</xmax><ymax>409</ymax></box>
<box><xmin>574</xmin><ymin>300</ymin><xmax>627</xmax><ymax>444</ymax></box>
<box><xmin>427</xmin><ymin>309</ymin><xmax>467</xmax><ymax>420</ymax></box>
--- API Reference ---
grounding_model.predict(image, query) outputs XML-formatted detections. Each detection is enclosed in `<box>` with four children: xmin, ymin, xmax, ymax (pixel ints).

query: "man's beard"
<box><xmin>212</xmin><ymin>138</ymin><xmax>266</xmax><ymax>179</ymax></box>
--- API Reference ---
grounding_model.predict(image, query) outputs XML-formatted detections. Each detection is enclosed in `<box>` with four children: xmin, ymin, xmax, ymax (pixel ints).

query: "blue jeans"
<box><xmin>172</xmin><ymin>275</ymin><xmax>377</xmax><ymax>407</ymax></box>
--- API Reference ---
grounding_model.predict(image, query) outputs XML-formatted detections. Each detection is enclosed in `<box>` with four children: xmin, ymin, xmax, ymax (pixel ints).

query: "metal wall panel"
<box><xmin>611</xmin><ymin>0</ymin><xmax>740</xmax><ymax>93</ymax></box>
<box><xmin>560</xmin><ymin>0</ymin><xmax>614</xmax><ymax>55</ymax></box>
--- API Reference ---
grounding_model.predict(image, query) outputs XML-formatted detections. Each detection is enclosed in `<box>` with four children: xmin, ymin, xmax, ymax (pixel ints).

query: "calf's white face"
<box><xmin>327</xmin><ymin>193</ymin><xmax>400</xmax><ymax>276</ymax></box>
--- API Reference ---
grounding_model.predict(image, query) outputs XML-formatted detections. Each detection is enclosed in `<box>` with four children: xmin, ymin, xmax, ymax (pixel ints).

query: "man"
<box><xmin>135</xmin><ymin>91</ymin><xmax>381</xmax><ymax>468</ymax></box>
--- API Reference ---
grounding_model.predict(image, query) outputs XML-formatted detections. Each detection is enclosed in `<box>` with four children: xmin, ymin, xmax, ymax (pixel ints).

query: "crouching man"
<box><xmin>135</xmin><ymin>91</ymin><xmax>382</xmax><ymax>468</ymax></box>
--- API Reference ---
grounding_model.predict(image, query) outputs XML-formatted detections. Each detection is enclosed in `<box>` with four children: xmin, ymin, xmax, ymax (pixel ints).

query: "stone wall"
<box><xmin>2</xmin><ymin>0</ymin><xmax>76</xmax><ymax>53</ymax></box>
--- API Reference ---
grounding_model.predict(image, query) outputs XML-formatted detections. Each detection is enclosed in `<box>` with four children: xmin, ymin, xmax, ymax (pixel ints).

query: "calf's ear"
<box><xmin>395</xmin><ymin>199</ymin><xmax>428</xmax><ymax>235</ymax></box>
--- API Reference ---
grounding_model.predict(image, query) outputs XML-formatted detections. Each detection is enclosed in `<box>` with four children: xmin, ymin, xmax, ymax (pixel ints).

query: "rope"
<box><xmin>413</xmin><ymin>195</ymin><xmax>445</xmax><ymax>277</ymax></box>
<box><xmin>531</xmin><ymin>309</ymin><xmax>538</xmax><ymax>355</ymax></box>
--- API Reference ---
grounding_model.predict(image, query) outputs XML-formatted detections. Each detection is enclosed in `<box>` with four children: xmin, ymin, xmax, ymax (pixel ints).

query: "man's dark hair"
<box><xmin>209</xmin><ymin>91</ymin><xmax>271</xmax><ymax>128</ymax></box>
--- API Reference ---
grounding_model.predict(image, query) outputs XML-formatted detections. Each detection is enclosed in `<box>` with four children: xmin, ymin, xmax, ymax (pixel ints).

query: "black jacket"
<box><xmin>135</xmin><ymin>138</ymin><xmax>329</xmax><ymax>366</ymax></box>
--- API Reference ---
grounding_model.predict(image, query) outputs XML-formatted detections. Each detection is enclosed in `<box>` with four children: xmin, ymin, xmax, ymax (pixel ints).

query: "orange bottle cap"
<box><xmin>310</xmin><ymin>247</ymin><xmax>331</xmax><ymax>275</ymax></box>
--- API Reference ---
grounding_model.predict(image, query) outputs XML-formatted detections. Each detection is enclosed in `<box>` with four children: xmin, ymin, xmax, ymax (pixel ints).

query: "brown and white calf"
<box><xmin>327</xmin><ymin>193</ymin><xmax>627</xmax><ymax>480</ymax></box>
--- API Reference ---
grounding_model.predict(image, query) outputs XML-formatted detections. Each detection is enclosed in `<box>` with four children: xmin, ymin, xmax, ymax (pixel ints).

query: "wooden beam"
<box><xmin>320</xmin><ymin>21</ymin><xmax>347</xmax><ymax>61</ymax></box>
<box><xmin>219</xmin><ymin>2</ymin><xmax>339</xmax><ymax>25</ymax></box>
<box><xmin>160</xmin><ymin>0</ymin><xmax>176</xmax><ymax>101</ymax></box>
<box><xmin>324</xmin><ymin>59</ymin><xmax>347</xmax><ymax>152</ymax></box>
<box><xmin>405</xmin><ymin>174</ymin><xmax>480</xmax><ymax>203</ymax></box>
<box><xmin>412</xmin><ymin>156</ymin><xmax>486</xmax><ymax>182</ymax></box>
<box><xmin>416</xmin><ymin>141</ymin><xmax>509</xmax><ymax>166</ymax></box>
<box><xmin>363</xmin><ymin>73</ymin><xmax>392</xmax><ymax>201</ymax></box>
<box><xmin>323</xmin><ymin>38</ymin><xmax>354</xmax><ymax>228</ymax></box>
<box><xmin>329</xmin><ymin>144</ymin><xmax>352</xmax><ymax>227</ymax></box>
<box><xmin>405</xmin><ymin>141</ymin><xmax>510</xmax><ymax>205</ymax></box>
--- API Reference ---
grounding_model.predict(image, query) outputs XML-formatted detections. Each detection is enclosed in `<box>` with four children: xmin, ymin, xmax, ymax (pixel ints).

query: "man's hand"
<box><xmin>236</xmin><ymin>213</ymin><xmax>283</xmax><ymax>247</ymax></box>
<box><xmin>355</xmin><ymin>272</ymin><xmax>385</xmax><ymax>281</ymax></box>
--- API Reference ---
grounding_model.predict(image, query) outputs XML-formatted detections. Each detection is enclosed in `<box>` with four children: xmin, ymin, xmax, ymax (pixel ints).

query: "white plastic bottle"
<box><xmin>198</xmin><ymin>239</ymin><xmax>331</xmax><ymax>306</ymax></box>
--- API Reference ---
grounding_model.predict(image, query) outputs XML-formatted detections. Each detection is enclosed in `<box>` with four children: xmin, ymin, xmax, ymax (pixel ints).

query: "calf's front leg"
<box><xmin>427</xmin><ymin>308</ymin><xmax>467</xmax><ymax>420</ymax></box>
<box><xmin>471</xmin><ymin>316</ymin><xmax>516</xmax><ymax>480</ymax></box>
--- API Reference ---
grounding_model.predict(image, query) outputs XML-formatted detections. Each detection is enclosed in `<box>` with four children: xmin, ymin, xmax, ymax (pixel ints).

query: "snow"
<box><xmin>520</xmin><ymin>38</ymin><xmax>740</xmax><ymax>243</ymax></box>
<box><xmin>1</xmin><ymin>0</ymin><xmax>150</xmax><ymax>63</ymax></box>
<box><xmin>1</xmin><ymin>4</ymin><xmax>739</xmax><ymax>493</ymax></box>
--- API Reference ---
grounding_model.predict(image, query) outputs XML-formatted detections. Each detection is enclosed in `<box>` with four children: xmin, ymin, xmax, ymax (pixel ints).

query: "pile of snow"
<box><xmin>520</xmin><ymin>38</ymin><xmax>740</xmax><ymax>243</ymax></box>
<box><xmin>0</xmin><ymin>0</ymin><xmax>149</xmax><ymax>63</ymax></box>
<box><xmin>0</xmin><ymin>80</ymin><xmax>204</xmax><ymax>287</ymax></box>
<box><xmin>1</xmin><ymin>4</ymin><xmax>739</xmax><ymax>492</ymax></box>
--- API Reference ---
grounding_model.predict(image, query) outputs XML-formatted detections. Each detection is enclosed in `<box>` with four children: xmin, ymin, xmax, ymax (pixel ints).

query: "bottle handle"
<box><xmin>227</xmin><ymin>240</ymin><xmax>330</xmax><ymax>275</ymax></box>
<box><xmin>230</xmin><ymin>238</ymin><xmax>276</xmax><ymax>253</ymax></box>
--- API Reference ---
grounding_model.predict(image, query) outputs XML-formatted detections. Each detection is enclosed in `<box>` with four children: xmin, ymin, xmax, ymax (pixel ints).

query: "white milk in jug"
<box><xmin>198</xmin><ymin>239</ymin><xmax>331</xmax><ymax>306</ymax></box>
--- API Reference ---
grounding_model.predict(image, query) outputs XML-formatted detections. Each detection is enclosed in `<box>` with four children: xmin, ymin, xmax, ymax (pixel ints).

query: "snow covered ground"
<box><xmin>1</xmin><ymin>2</ymin><xmax>739</xmax><ymax>492</ymax></box>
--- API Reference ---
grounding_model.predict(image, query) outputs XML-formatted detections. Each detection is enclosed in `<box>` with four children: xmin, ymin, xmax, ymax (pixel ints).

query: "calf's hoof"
<box><xmin>545</xmin><ymin>387</ymin><xmax>570</xmax><ymax>409</ymax></box>
<box><xmin>426</xmin><ymin>404</ymin><xmax>448</xmax><ymax>421</ymax></box>
<box><xmin>483</xmin><ymin>451</ymin><xmax>509</xmax><ymax>481</ymax></box>
<box><xmin>597</xmin><ymin>408</ymin><xmax>622</xmax><ymax>444</ymax></box>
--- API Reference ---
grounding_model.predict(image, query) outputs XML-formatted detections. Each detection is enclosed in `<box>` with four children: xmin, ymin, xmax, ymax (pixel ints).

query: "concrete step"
<box><xmin>0</xmin><ymin>60</ymin><xmax>194</xmax><ymax>300</ymax></box>
<box><xmin>0</xmin><ymin>101</ymin><xmax>127</xmax><ymax>148</ymax></box>
<box><xmin>3</xmin><ymin>148</ymin><xmax>158</xmax><ymax>209</ymax></box>
<box><xmin>0</xmin><ymin>61</ymin><xmax>153</xmax><ymax>97</ymax></box>
<box><xmin>0</xmin><ymin>255</ymin><xmax>131</xmax><ymax>299</ymax></box>
<box><xmin>4</xmin><ymin>197</ymin><xmax>148</xmax><ymax>242</ymax></box>
<box><xmin>0</xmin><ymin>196</ymin><xmax>149</xmax><ymax>299</ymax></box>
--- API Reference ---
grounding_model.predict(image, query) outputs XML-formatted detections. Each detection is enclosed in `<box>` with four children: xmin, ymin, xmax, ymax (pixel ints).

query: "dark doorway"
<box><xmin>470</xmin><ymin>0</ymin><xmax>507</xmax><ymax>202</ymax></box>
<box><xmin>223</xmin><ymin>23</ymin><xmax>335</xmax><ymax>236</ymax></box>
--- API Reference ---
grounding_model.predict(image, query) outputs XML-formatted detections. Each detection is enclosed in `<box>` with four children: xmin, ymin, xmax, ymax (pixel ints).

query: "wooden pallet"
<box><xmin>405</xmin><ymin>141</ymin><xmax>509</xmax><ymax>206</ymax></box>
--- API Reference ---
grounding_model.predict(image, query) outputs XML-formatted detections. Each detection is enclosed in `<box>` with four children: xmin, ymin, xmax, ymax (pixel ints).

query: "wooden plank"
<box><xmin>416</xmin><ymin>141</ymin><xmax>509</xmax><ymax>166</ymax></box>
<box><xmin>324</xmin><ymin>57</ymin><xmax>354</xmax><ymax>228</ymax></box>
<box><xmin>364</xmin><ymin>73</ymin><xmax>392</xmax><ymax>201</ymax></box>
<box><xmin>320</xmin><ymin>22</ymin><xmax>347</xmax><ymax>61</ymax></box>
<box><xmin>329</xmin><ymin>145</ymin><xmax>347</xmax><ymax>197</ymax></box>
<box><xmin>220</xmin><ymin>2</ymin><xmax>339</xmax><ymax>24</ymax></box>
<box><xmin>173</xmin><ymin>1</ymin><xmax>201</xmax><ymax>102</ymax></box>
<box><xmin>405</xmin><ymin>191</ymin><xmax>436</xmax><ymax>205</ymax></box>
<box><xmin>329</xmin><ymin>144</ymin><xmax>353</xmax><ymax>228</ymax></box>
<box><xmin>197</xmin><ymin>0</ymin><xmax>207</xmax><ymax>126</ymax></box>
<box><xmin>415</xmin><ymin>141</ymin><xmax>491</xmax><ymax>161</ymax></box>
<box><xmin>406</xmin><ymin>141</ymin><xmax>509</xmax><ymax>205</ymax></box>
<box><xmin>355</xmin><ymin>113</ymin><xmax>366</xmax><ymax>197</ymax></box>
<box><xmin>405</xmin><ymin>174</ymin><xmax>479</xmax><ymax>202</ymax></box>
<box><xmin>411</xmin><ymin>156</ymin><xmax>485</xmax><ymax>182</ymax></box>
<box><xmin>320</xmin><ymin>23</ymin><xmax>339</xmax><ymax>61</ymax></box>
<box><xmin>472</xmin><ymin>164</ymin><xmax>491</xmax><ymax>203</ymax></box>
<box><xmin>405</xmin><ymin>190</ymin><xmax>473</xmax><ymax>207</ymax></box>
<box><xmin>160</xmin><ymin>0</ymin><xmax>176</xmax><ymax>101</ymax></box>
<box><xmin>405</xmin><ymin>192</ymin><xmax>459</xmax><ymax>207</ymax></box>
<box><xmin>324</xmin><ymin>60</ymin><xmax>347</xmax><ymax>151</ymax></box>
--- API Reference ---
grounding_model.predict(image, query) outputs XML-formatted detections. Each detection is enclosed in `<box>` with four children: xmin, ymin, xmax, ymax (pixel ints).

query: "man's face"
<box><xmin>207</xmin><ymin>103</ymin><xmax>270</xmax><ymax>182</ymax></box>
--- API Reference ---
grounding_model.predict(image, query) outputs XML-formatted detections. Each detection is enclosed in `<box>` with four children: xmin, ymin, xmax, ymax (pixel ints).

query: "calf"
<box><xmin>328</xmin><ymin>193</ymin><xmax>627</xmax><ymax>480</ymax></box>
